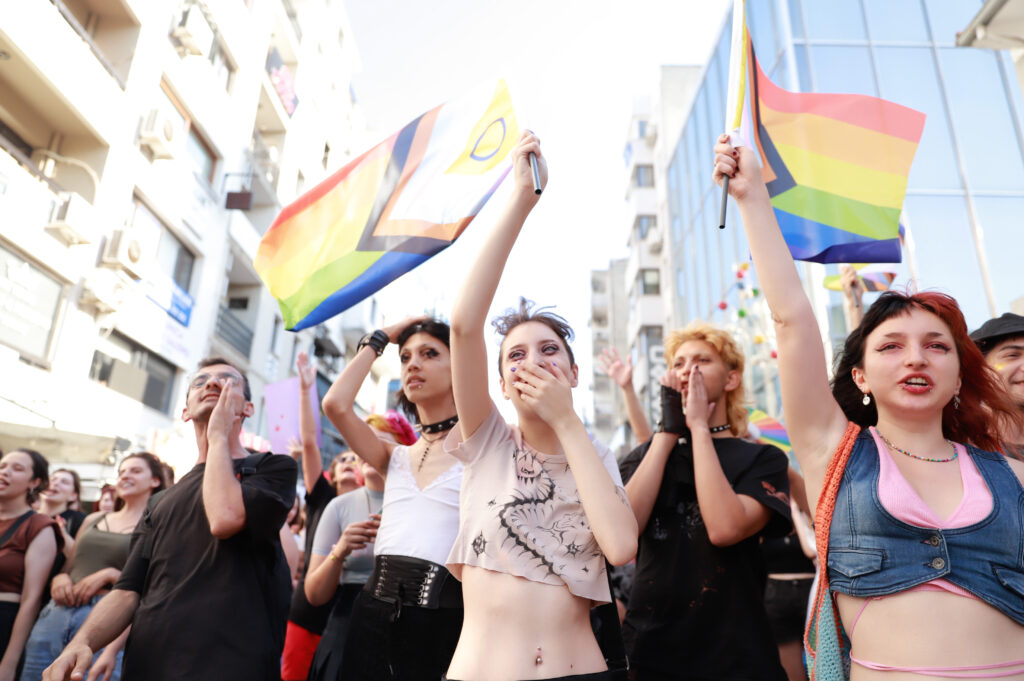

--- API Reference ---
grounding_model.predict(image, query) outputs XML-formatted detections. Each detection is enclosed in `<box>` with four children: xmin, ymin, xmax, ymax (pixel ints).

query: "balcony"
<box><xmin>50</xmin><ymin>0</ymin><xmax>140</xmax><ymax>90</ymax></box>
<box><xmin>215</xmin><ymin>304</ymin><xmax>253</xmax><ymax>358</ymax></box>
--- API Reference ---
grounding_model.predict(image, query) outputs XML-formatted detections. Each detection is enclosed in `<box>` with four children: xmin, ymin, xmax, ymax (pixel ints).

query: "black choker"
<box><xmin>420</xmin><ymin>415</ymin><xmax>459</xmax><ymax>434</ymax></box>
<box><xmin>709</xmin><ymin>424</ymin><xmax>731</xmax><ymax>434</ymax></box>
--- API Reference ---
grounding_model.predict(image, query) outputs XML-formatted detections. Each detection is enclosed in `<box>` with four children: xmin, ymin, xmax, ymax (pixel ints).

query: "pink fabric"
<box><xmin>872</xmin><ymin>427</ymin><xmax>991</xmax><ymax>599</ymax></box>
<box><xmin>847</xmin><ymin>430</ymin><xmax>1024</xmax><ymax>675</ymax></box>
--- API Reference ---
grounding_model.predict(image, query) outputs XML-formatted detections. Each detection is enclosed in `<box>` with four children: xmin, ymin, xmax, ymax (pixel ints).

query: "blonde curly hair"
<box><xmin>664</xmin><ymin>321</ymin><xmax>748</xmax><ymax>437</ymax></box>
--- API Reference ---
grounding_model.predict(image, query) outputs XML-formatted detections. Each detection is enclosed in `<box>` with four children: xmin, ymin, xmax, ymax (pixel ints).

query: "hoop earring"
<box><xmin>862</xmin><ymin>393</ymin><xmax>871</xmax><ymax>406</ymax></box>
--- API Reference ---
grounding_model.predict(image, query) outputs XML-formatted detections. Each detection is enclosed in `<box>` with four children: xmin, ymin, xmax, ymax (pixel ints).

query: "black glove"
<box><xmin>658</xmin><ymin>384</ymin><xmax>686</xmax><ymax>435</ymax></box>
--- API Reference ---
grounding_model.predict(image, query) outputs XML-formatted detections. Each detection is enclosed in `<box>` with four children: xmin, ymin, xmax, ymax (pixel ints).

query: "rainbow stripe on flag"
<box><xmin>725</xmin><ymin>1</ymin><xmax>925</xmax><ymax>263</ymax></box>
<box><xmin>823</xmin><ymin>263</ymin><xmax>897</xmax><ymax>292</ymax></box>
<box><xmin>255</xmin><ymin>80</ymin><xmax>519</xmax><ymax>330</ymax></box>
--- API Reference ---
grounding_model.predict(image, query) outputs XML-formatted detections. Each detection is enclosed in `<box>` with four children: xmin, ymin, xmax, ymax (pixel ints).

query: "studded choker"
<box><xmin>420</xmin><ymin>415</ymin><xmax>459</xmax><ymax>434</ymax></box>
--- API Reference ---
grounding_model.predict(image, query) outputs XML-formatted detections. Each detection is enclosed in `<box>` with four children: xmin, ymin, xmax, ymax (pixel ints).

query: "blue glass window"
<box><xmin>794</xmin><ymin>44</ymin><xmax>812</xmax><ymax>92</ymax></box>
<box><xmin>924</xmin><ymin>0</ymin><xmax>981</xmax><ymax>46</ymax></box>
<box><xmin>973</xmin><ymin>197</ymin><xmax>1024</xmax><ymax>323</ymax></box>
<box><xmin>749</xmin><ymin>0</ymin><xmax>779</xmax><ymax>71</ymax></box>
<box><xmin>862</xmin><ymin>0</ymin><xmax>928</xmax><ymax>42</ymax></box>
<box><xmin>902</xmin><ymin>195</ymin><xmax>986</xmax><ymax>323</ymax></box>
<box><xmin>810</xmin><ymin>46</ymin><xmax>877</xmax><ymax>96</ymax></box>
<box><xmin>939</xmin><ymin>47</ymin><xmax>1024</xmax><ymax>191</ymax></box>
<box><xmin>803</xmin><ymin>0</ymin><xmax>867</xmax><ymax>41</ymax></box>
<box><xmin>874</xmin><ymin>47</ymin><xmax>960</xmax><ymax>190</ymax></box>
<box><xmin>787</xmin><ymin>0</ymin><xmax>804</xmax><ymax>40</ymax></box>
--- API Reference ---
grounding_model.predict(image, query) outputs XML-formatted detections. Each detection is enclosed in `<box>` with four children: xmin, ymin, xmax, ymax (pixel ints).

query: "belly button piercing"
<box><xmin>535</xmin><ymin>647</ymin><xmax>543</xmax><ymax>665</ymax></box>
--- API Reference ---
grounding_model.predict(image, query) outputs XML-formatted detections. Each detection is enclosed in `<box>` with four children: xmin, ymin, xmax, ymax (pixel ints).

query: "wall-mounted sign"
<box><xmin>0</xmin><ymin>245</ymin><xmax>62</xmax><ymax>361</ymax></box>
<box><xmin>266</xmin><ymin>47</ymin><xmax>298</xmax><ymax>116</ymax></box>
<box><xmin>143</xmin><ymin>272</ymin><xmax>194</xmax><ymax>327</ymax></box>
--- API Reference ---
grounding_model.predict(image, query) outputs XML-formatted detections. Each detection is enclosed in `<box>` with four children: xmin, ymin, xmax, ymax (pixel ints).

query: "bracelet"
<box><xmin>328</xmin><ymin>552</ymin><xmax>340</xmax><ymax>562</ymax></box>
<box><xmin>357</xmin><ymin>330</ymin><xmax>389</xmax><ymax>357</ymax></box>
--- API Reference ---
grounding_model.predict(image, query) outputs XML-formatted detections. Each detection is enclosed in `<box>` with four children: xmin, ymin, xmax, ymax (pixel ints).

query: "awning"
<box><xmin>957</xmin><ymin>0</ymin><xmax>1024</xmax><ymax>48</ymax></box>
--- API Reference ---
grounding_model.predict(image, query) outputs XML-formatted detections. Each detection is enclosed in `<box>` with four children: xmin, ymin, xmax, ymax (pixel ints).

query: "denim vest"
<box><xmin>827</xmin><ymin>430</ymin><xmax>1024</xmax><ymax>625</ymax></box>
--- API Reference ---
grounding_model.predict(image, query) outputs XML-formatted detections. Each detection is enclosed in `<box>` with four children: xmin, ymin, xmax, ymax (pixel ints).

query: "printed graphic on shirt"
<box><xmin>497</xmin><ymin>446</ymin><xmax>600</xmax><ymax>579</ymax></box>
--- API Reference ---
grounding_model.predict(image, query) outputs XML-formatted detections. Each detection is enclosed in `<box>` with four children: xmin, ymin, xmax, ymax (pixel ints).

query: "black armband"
<box><xmin>357</xmin><ymin>330</ymin><xmax>389</xmax><ymax>357</ymax></box>
<box><xmin>658</xmin><ymin>384</ymin><xmax>686</xmax><ymax>435</ymax></box>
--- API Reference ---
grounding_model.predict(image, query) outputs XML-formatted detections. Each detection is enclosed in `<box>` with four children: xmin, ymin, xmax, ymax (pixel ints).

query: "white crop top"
<box><xmin>444</xmin><ymin>407</ymin><xmax>624</xmax><ymax>603</ymax></box>
<box><xmin>373</xmin><ymin>444</ymin><xmax>463</xmax><ymax>566</ymax></box>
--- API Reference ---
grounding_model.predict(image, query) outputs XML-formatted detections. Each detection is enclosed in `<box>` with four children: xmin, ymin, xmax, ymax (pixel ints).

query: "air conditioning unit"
<box><xmin>139</xmin><ymin>109</ymin><xmax>178</xmax><ymax>160</ymax></box>
<box><xmin>44</xmin><ymin>192</ymin><xmax>98</xmax><ymax>245</ymax></box>
<box><xmin>172</xmin><ymin>6</ymin><xmax>214</xmax><ymax>56</ymax></box>
<box><xmin>80</xmin><ymin>271</ymin><xmax>128</xmax><ymax>315</ymax></box>
<box><xmin>103</xmin><ymin>226</ymin><xmax>159</xmax><ymax>280</ymax></box>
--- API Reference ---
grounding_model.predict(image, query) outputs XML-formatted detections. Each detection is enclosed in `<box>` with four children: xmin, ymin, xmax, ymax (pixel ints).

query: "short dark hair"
<box><xmin>395</xmin><ymin>319</ymin><xmax>451</xmax><ymax>422</ymax></box>
<box><xmin>191</xmin><ymin>356</ymin><xmax>252</xmax><ymax>401</ymax></box>
<box><xmin>11</xmin><ymin>448</ymin><xmax>49</xmax><ymax>504</ymax></box>
<box><xmin>51</xmin><ymin>468</ymin><xmax>82</xmax><ymax>502</ymax></box>
<box><xmin>491</xmin><ymin>297</ymin><xmax>576</xmax><ymax>374</ymax></box>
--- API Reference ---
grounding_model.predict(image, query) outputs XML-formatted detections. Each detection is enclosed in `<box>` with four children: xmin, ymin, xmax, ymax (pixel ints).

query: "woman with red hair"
<box><xmin>714</xmin><ymin>136</ymin><xmax>1024</xmax><ymax>679</ymax></box>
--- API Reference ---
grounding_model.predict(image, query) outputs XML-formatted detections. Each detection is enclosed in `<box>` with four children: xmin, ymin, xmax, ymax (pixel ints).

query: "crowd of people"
<box><xmin>0</xmin><ymin>132</ymin><xmax>1020</xmax><ymax>681</ymax></box>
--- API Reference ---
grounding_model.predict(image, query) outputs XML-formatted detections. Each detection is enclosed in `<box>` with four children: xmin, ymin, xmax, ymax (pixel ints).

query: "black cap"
<box><xmin>970</xmin><ymin>312</ymin><xmax>1024</xmax><ymax>352</ymax></box>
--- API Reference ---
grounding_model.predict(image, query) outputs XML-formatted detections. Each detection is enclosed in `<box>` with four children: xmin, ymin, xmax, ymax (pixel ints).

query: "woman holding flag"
<box><xmin>713</xmin><ymin>137</ymin><xmax>1024</xmax><ymax>679</ymax></box>
<box><xmin>321</xmin><ymin>316</ymin><xmax>464</xmax><ymax>681</ymax></box>
<box><xmin>442</xmin><ymin>131</ymin><xmax>637</xmax><ymax>681</ymax></box>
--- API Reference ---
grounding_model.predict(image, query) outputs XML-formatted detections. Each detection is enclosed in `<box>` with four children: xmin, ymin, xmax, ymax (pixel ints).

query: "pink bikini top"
<box><xmin>872</xmin><ymin>427</ymin><xmax>991</xmax><ymax>599</ymax></box>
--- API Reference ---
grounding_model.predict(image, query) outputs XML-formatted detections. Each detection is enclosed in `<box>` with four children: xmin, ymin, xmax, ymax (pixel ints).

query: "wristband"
<box><xmin>357</xmin><ymin>330</ymin><xmax>389</xmax><ymax>357</ymax></box>
<box><xmin>658</xmin><ymin>384</ymin><xmax>686</xmax><ymax>435</ymax></box>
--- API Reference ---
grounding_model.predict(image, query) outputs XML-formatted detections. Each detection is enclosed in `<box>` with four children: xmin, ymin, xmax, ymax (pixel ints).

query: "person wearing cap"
<box><xmin>971</xmin><ymin>312</ymin><xmax>1024</xmax><ymax>460</ymax></box>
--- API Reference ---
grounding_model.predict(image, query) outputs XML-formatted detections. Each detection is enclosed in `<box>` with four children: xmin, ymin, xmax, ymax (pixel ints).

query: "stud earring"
<box><xmin>862</xmin><ymin>393</ymin><xmax>871</xmax><ymax>406</ymax></box>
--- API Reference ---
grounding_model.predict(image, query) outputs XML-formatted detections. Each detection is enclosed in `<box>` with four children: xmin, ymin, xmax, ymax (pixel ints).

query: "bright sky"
<box><xmin>342</xmin><ymin>0</ymin><xmax>730</xmax><ymax>420</ymax></box>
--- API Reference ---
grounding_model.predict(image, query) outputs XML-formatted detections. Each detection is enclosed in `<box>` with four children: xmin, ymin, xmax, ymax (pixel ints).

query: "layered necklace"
<box><xmin>877</xmin><ymin>430</ymin><xmax>958</xmax><ymax>463</ymax></box>
<box><xmin>417</xmin><ymin>415</ymin><xmax>459</xmax><ymax>472</ymax></box>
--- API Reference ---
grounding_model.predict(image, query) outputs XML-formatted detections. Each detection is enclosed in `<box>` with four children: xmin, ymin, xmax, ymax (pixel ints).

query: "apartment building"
<box><xmin>0</xmin><ymin>0</ymin><xmax>371</xmax><ymax>493</ymax></box>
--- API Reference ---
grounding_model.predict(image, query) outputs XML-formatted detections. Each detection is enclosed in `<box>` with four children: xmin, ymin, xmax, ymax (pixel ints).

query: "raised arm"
<box><xmin>623</xmin><ymin>432</ymin><xmax>674</xmax><ymax>532</ymax></box>
<box><xmin>713</xmin><ymin>137</ymin><xmax>847</xmax><ymax>504</ymax></box>
<box><xmin>296</xmin><ymin>352</ymin><xmax>325</xmax><ymax>492</ymax></box>
<box><xmin>203</xmin><ymin>379</ymin><xmax>250</xmax><ymax>539</ymax></box>
<box><xmin>840</xmin><ymin>264</ymin><xmax>865</xmax><ymax>330</ymax></box>
<box><xmin>321</xmin><ymin>318</ymin><xmax>423</xmax><ymax>475</ymax></box>
<box><xmin>450</xmin><ymin>132</ymin><xmax>545</xmax><ymax>440</ymax></box>
<box><xmin>598</xmin><ymin>347</ymin><xmax>652</xmax><ymax>443</ymax></box>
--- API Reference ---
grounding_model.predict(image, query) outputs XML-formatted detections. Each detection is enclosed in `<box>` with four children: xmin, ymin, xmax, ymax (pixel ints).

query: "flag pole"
<box><xmin>720</xmin><ymin>0</ymin><xmax>747</xmax><ymax>231</ymax></box>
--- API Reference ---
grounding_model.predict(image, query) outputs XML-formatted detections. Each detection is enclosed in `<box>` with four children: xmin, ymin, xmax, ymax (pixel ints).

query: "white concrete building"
<box><xmin>0</xmin><ymin>0</ymin><xmax>369</xmax><ymax>497</ymax></box>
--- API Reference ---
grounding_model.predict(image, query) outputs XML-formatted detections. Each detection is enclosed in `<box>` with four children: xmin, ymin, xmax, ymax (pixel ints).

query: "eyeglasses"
<box><xmin>189</xmin><ymin>372</ymin><xmax>240</xmax><ymax>390</ymax></box>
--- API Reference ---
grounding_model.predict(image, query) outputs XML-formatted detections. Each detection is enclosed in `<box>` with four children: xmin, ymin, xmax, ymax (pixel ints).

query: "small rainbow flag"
<box><xmin>724</xmin><ymin>0</ymin><xmax>925</xmax><ymax>263</ymax></box>
<box><xmin>823</xmin><ymin>264</ymin><xmax>897</xmax><ymax>292</ymax></box>
<box><xmin>255</xmin><ymin>80</ymin><xmax>519</xmax><ymax>330</ymax></box>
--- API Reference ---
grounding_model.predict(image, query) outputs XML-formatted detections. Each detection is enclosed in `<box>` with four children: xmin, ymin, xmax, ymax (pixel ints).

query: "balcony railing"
<box><xmin>49</xmin><ymin>0</ymin><xmax>127</xmax><ymax>89</ymax></box>
<box><xmin>216</xmin><ymin>305</ymin><xmax>253</xmax><ymax>358</ymax></box>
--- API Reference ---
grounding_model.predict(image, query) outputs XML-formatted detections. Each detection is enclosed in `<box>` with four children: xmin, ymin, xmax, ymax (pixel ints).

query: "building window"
<box><xmin>636</xmin><ymin>119</ymin><xmax>648</xmax><ymax>139</ymax></box>
<box><xmin>635</xmin><ymin>215</ymin><xmax>656</xmax><ymax>239</ymax></box>
<box><xmin>633</xmin><ymin>164</ymin><xmax>654</xmax><ymax>187</ymax></box>
<box><xmin>89</xmin><ymin>332</ymin><xmax>176</xmax><ymax>415</ymax></box>
<box><xmin>131</xmin><ymin>199</ymin><xmax>195</xmax><ymax>292</ymax></box>
<box><xmin>0</xmin><ymin>245</ymin><xmax>63</xmax><ymax>362</ymax></box>
<box><xmin>638</xmin><ymin>269</ymin><xmax>661</xmax><ymax>296</ymax></box>
<box><xmin>159</xmin><ymin>81</ymin><xmax>218</xmax><ymax>183</ymax></box>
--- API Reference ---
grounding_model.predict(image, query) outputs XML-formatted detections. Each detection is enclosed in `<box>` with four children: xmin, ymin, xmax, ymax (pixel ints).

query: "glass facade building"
<box><xmin>666</xmin><ymin>0</ymin><xmax>1024</xmax><ymax>347</ymax></box>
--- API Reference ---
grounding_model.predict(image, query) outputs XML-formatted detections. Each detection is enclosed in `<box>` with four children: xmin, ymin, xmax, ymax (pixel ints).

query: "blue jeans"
<box><xmin>20</xmin><ymin>597</ymin><xmax>122</xmax><ymax>681</ymax></box>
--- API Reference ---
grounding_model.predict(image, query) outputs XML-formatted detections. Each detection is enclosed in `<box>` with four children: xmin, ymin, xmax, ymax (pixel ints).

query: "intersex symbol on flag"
<box><xmin>255</xmin><ymin>80</ymin><xmax>519</xmax><ymax>330</ymax></box>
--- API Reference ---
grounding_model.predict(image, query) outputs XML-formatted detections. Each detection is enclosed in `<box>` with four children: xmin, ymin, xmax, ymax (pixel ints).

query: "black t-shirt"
<box><xmin>288</xmin><ymin>474</ymin><xmax>338</xmax><ymax>632</ymax></box>
<box><xmin>115</xmin><ymin>452</ymin><xmax>297</xmax><ymax>681</ymax></box>
<box><xmin>59</xmin><ymin>509</ymin><xmax>86</xmax><ymax>538</ymax></box>
<box><xmin>620</xmin><ymin>436</ymin><xmax>791</xmax><ymax>681</ymax></box>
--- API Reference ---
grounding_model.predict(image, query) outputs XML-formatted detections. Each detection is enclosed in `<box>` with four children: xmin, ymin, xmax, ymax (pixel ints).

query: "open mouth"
<box><xmin>900</xmin><ymin>375</ymin><xmax>932</xmax><ymax>393</ymax></box>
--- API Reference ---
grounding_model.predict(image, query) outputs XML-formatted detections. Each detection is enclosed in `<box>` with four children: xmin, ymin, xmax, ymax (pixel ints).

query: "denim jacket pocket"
<box><xmin>828</xmin><ymin>547</ymin><xmax>885</xmax><ymax>579</ymax></box>
<box><xmin>994</xmin><ymin>566</ymin><xmax>1024</xmax><ymax>598</ymax></box>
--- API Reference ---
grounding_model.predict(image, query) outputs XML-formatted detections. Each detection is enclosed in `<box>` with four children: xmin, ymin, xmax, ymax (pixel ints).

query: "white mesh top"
<box><xmin>444</xmin><ymin>406</ymin><xmax>624</xmax><ymax>603</ymax></box>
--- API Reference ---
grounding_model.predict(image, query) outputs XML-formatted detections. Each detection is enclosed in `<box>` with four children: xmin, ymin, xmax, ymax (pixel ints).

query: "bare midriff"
<box><xmin>837</xmin><ymin>589</ymin><xmax>1024</xmax><ymax>680</ymax></box>
<box><xmin>445</xmin><ymin>565</ymin><xmax>608</xmax><ymax>681</ymax></box>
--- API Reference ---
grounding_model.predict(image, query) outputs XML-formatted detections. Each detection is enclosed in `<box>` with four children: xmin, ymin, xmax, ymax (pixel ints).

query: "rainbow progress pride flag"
<box><xmin>724</xmin><ymin>2</ymin><xmax>925</xmax><ymax>263</ymax></box>
<box><xmin>255</xmin><ymin>80</ymin><xmax>519</xmax><ymax>330</ymax></box>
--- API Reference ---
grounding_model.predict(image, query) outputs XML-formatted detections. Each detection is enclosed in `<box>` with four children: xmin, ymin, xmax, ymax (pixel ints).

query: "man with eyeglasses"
<box><xmin>44</xmin><ymin>357</ymin><xmax>297</xmax><ymax>681</ymax></box>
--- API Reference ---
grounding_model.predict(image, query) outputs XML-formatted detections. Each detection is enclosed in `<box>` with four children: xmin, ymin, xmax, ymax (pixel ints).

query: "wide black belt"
<box><xmin>365</xmin><ymin>554</ymin><xmax>462</xmax><ymax>609</ymax></box>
